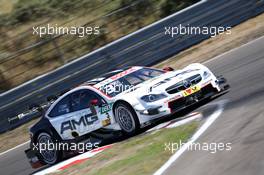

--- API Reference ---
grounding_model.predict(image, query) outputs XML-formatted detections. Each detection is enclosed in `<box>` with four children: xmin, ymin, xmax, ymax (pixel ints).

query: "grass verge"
<box><xmin>54</xmin><ymin>122</ymin><xmax>198</xmax><ymax>175</ymax></box>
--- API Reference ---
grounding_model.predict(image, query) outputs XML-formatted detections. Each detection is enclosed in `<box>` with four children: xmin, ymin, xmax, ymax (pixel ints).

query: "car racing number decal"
<box><xmin>182</xmin><ymin>85</ymin><xmax>201</xmax><ymax>97</ymax></box>
<box><xmin>102</xmin><ymin>114</ymin><xmax>111</xmax><ymax>127</ymax></box>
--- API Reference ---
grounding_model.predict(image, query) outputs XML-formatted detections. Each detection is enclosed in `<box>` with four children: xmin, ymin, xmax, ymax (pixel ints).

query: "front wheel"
<box><xmin>114</xmin><ymin>103</ymin><xmax>140</xmax><ymax>136</ymax></box>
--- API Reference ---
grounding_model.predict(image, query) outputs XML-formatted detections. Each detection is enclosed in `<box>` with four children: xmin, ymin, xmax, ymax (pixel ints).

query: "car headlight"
<box><xmin>141</xmin><ymin>94</ymin><xmax>167</xmax><ymax>102</ymax></box>
<box><xmin>203</xmin><ymin>71</ymin><xmax>211</xmax><ymax>79</ymax></box>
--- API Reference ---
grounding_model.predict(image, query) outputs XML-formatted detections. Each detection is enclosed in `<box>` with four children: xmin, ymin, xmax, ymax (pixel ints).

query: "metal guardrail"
<box><xmin>0</xmin><ymin>0</ymin><xmax>264</xmax><ymax>133</ymax></box>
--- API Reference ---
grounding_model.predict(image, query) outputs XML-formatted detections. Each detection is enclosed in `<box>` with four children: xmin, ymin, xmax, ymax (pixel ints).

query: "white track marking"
<box><xmin>166</xmin><ymin>112</ymin><xmax>202</xmax><ymax>129</ymax></box>
<box><xmin>35</xmin><ymin>112</ymin><xmax>202</xmax><ymax>174</ymax></box>
<box><xmin>204</xmin><ymin>35</ymin><xmax>264</xmax><ymax>64</ymax></box>
<box><xmin>0</xmin><ymin>141</ymin><xmax>29</xmax><ymax>156</ymax></box>
<box><xmin>153</xmin><ymin>100</ymin><xmax>228</xmax><ymax>175</ymax></box>
<box><xmin>147</xmin><ymin>112</ymin><xmax>202</xmax><ymax>133</ymax></box>
<box><xmin>33</xmin><ymin>145</ymin><xmax>112</xmax><ymax>175</ymax></box>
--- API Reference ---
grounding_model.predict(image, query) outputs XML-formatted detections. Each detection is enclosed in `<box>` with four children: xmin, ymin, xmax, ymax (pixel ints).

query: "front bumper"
<box><xmin>168</xmin><ymin>83</ymin><xmax>218</xmax><ymax>113</ymax></box>
<box><xmin>136</xmin><ymin>78</ymin><xmax>229</xmax><ymax>124</ymax></box>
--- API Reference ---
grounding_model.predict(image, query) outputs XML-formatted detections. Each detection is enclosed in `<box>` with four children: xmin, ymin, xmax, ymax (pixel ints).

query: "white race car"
<box><xmin>25</xmin><ymin>63</ymin><xmax>229</xmax><ymax>167</ymax></box>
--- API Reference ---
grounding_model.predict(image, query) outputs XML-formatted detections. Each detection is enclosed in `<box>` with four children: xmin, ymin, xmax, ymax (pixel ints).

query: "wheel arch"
<box><xmin>112</xmin><ymin>100</ymin><xmax>135</xmax><ymax>116</ymax></box>
<box><xmin>112</xmin><ymin>99</ymin><xmax>140</xmax><ymax>135</ymax></box>
<box><xmin>32</xmin><ymin>128</ymin><xmax>60</xmax><ymax>144</ymax></box>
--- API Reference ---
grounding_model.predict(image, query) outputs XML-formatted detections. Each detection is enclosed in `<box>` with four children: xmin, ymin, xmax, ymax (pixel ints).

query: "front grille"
<box><xmin>166</xmin><ymin>74</ymin><xmax>202</xmax><ymax>94</ymax></box>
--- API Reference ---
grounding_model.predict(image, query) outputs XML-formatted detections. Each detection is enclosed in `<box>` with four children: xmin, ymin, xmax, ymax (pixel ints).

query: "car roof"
<box><xmin>52</xmin><ymin>67</ymin><xmax>135</xmax><ymax>98</ymax></box>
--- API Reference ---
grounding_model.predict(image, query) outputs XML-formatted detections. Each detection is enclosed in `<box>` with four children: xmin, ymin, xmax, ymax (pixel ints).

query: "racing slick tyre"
<box><xmin>114</xmin><ymin>102</ymin><xmax>140</xmax><ymax>136</ymax></box>
<box><xmin>36</xmin><ymin>132</ymin><xmax>62</xmax><ymax>165</ymax></box>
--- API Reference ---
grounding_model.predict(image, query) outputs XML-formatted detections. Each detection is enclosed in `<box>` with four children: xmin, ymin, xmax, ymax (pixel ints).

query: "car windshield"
<box><xmin>99</xmin><ymin>68</ymin><xmax>164</xmax><ymax>97</ymax></box>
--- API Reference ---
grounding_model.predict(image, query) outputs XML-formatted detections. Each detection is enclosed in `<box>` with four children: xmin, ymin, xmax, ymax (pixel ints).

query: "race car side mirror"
<box><xmin>90</xmin><ymin>99</ymin><xmax>99</xmax><ymax>106</ymax></box>
<box><xmin>162</xmin><ymin>66</ymin><xmax>174</xmax><ymax>72</ymax></box>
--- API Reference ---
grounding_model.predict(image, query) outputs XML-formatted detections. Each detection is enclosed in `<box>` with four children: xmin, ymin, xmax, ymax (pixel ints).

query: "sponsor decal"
<box><xmin>100</xmin><ymin>103</ymin><xmax>113</xmax><ymax>114</ymax></box>
<box><xmin>102</xmin><ymin>116</ymin><xmax>111</xmax><ymax>126</ymax></box>
<box><xmin>182</xmin><ymin>85</ymin><xmax>201</xmax><ymax>97</ymax></box>
<box><xmin>60</xmin><ymin>114</ymin><xmax>98</xmax><ymax>134</ymax></box>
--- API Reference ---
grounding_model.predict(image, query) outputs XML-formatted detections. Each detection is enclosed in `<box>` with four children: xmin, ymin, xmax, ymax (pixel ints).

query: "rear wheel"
<box><xmin>114</xmin><ymin>103</ymin><xmax>140</xmax><ymax>136</ymax></box>
<box><xmin>36</xmin><ymin>132</ymin><xmax>61</xmax><ymax>165</ymax></box>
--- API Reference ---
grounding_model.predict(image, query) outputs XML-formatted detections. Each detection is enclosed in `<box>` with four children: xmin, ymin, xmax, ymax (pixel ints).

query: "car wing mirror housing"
<box><xmin>90</xmin><ymin>99</ymin><xmax>103</xmax><ymax>107</ymax></box>
<box><xmin>162</xmin><ymin>66</ymin><xmax>174</xmax><ymax>72</ymax></box>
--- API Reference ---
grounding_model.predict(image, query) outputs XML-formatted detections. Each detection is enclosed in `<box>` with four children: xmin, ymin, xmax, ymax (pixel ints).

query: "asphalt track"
<box><xmin>162</xmin><ymin>37</ymin><xmax>264</xmax><ymax>175</ymax></box>
<box><xmin>0</xmin><ymin>36</ymin><xmax>264</xmax><ymax>175</ymax></box>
